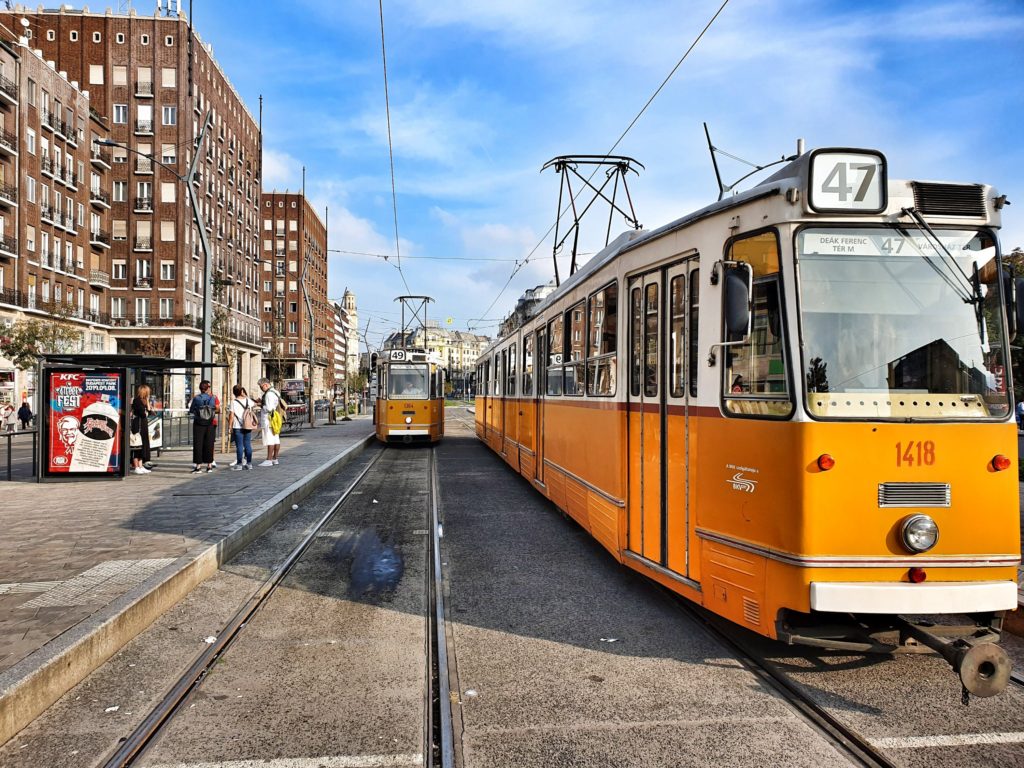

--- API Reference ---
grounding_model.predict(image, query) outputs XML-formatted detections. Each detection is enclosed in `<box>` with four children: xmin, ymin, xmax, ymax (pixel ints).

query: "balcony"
<box><xmin>89</xmin><ymin>270</ymin><xmax>110</xmax><ymax>289</ymax></box>
<box><xmin>135</xmin><ymin>81</ymin><xmax>153</xmax><ymax>97</ymax></box>
<box><xmin>133</xmin><ymin>237</ymin><xmax>152</xmax><ymax>252</ymax></box>
<box><xmin>90</xmin><ymin>147</ymin><xmax>112</xmax><ymax>169</ymax></box>
<box><xmin>133</xmin><ymin>196</ymin><xmax>153</xmax><ymax>213</ymax></box>
<box><xmin>135</xmin><ymin>158</ymin><xmax>153</xmax><ymax>174</ymax></box>
<box><xmin>0</xmin><ymin>129</ymin><xmax>16</xmax><ymax>156</ymax></box>
<box><xmin>90</xmin><ymin>230</ymin><xmax>111</xmax><ymax>249</ymax></box>
<box><xmin>40</xmin><ymin>204</ymin><xmax>55</xmax><ymax>223</ymax></box>
<box><xmin>40</xmin><ymin>156</ymin><xmax>55</xmax><ymax>178</ymax></box>
<box><xmin>0</xmin><ymin>74</ymin><xmax>17</xmax><ymax>107</ymax></box>
<box><xmin>0</xmin><ymin>183</ymin><xmax>16</xmax><ymax>207</ymax></box>
<box><xmin>134</xmin><ymin>276</ymin><xmax>152</xmax><ymax>289</ymax></box>
<box><xmin>41</xmin><ymin>109</ymin><xmax>55</xmax><ymax>132</ymax></box>
<box><xmin>65</xmin><ymin>125</ymin><xmax>78</xmax><ymax>147</ymax></box>
<box><xmin>89</xmin><ymin>188</ymin><xmax>111</xmax><ymax>208</ymax></box>
<box><xmin>134</xmin><ymin>119</ymin><xmax>153</xmax><ymax>135</ymax></box>
<box><xmin>0</xmin><ymin>234</ymin><xmax>16</xmax><ymax>258</ymax></box>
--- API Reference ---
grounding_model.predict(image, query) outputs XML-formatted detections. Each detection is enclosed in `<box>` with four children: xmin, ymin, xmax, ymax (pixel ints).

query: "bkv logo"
<box><xmin>728</xmin><ymin>472</ymin><xmax>758</xmax><ymax>494</ymax></box>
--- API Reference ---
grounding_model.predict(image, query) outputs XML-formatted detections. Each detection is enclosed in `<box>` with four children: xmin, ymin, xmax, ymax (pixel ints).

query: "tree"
<box><xmin>0</xmin><ymin>307</ymin><xmax>83</xmax><ymax>371</ymax></box>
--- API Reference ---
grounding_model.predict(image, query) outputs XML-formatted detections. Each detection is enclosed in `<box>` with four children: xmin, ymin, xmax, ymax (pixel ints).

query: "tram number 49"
<box><xmin>895</xmin><ymin>440</ymin><xmax>936</xmax><ymax>467</ymax></box>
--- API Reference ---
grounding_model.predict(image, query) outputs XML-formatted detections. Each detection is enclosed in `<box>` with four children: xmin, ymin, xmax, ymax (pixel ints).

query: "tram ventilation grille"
<box><xmin>911</xmin><ymin>182</ymin><xmax>986</xmax><ymax>217</ymax></box>
<box><xmin>878</xmin><ymin>482</ymin><xmax>950</xmax><ymax>508</ymax></box>
<box><xmin>742</xmin><ymin>596</ymin><xmax>761</xmax><ymax>627</ymax></box>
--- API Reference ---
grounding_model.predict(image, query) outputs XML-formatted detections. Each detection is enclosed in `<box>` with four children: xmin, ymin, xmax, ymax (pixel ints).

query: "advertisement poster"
<box><xmin>148</xmin><ymin>414</ymin><xmax>163</xmax><ymax>449</ymax></box>
<box><xmin>47</xmin><ymin>370</ymin><xmax>124</xmax><ymax>476</ymax></box>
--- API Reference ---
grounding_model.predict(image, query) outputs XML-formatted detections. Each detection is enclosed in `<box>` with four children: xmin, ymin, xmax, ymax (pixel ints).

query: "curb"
<box><xmin>0</xmin><ymin>432</ymin><xmax>375</xmax><ymax>746</ymax></box>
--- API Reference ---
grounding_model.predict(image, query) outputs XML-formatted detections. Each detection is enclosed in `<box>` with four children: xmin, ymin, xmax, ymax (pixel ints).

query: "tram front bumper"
<box><xmin>810</xmin><ymin>580</ymin><xmax>1017</xmax><ymax>614</ymax></box>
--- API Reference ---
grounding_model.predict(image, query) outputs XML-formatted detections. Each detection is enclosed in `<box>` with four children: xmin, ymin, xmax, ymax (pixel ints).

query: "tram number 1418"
<box><xmin>895</xmin><ymin>440</ymin><xmax>936</xmax><ymax>467</ymax></box>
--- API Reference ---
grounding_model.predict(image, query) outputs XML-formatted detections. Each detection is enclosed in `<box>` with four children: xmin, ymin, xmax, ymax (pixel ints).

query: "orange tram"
<box><xmin>475</xmin><ymin>147</ymin><xmax>1021</xmax><ymax>697</ymax></box>
<box><xmin>374</xmin><ymin>348</ymin><xmax>445</xmax><ymax>444</ymax></box>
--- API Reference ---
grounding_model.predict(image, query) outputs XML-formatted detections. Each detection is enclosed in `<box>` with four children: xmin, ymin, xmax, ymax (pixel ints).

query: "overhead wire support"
<box><xmin>541</xmin><ymin>155</ymin><xmax>644</xmax><ymax>285</ymax></box>
<box><xmin>378</xmin><ymin>0</ymin><xmax>410</xmax><ymax>294</ymax></box>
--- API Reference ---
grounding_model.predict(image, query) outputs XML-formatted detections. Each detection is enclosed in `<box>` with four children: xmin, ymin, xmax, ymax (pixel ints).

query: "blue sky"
<box><xmin>192</xmin><ymin>0</ymin><xmax>1024</xmax><ymax>348</ymax></box>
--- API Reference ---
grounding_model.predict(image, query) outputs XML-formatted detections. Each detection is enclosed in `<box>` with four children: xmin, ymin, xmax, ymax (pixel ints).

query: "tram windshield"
<box><xmin>387</xmin><ymin>364</ymin><xmax>430</xmax><ymax>399</ymax></box>
<box><xmin>797</xmin><ymin>227</ymin><xmax>1010</xmax><ymax>420</ymax></box>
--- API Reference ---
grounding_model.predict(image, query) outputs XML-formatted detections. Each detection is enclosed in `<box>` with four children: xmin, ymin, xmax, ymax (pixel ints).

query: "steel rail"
<box><xmin>663</xmin><ymin>593</ymin><xmax>897</xmax><ymax>768</ymax></box>
<box><xmin>429</xmin><ymin>448</ymin><xmax>455</xmax><ymax>768</ymax></box>
<box><xmin>101</xmin><ymin>448</ymin><xmax>386</xmax><ymax>768</ymax></box>
<box><xmin>1011</xmin><ymin>670</ymin><xmax>1024</xmax><ymax>690</ymax></box>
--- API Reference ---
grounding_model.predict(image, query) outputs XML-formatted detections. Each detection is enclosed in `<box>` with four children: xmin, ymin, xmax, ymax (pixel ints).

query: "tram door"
<box><xmin>627</xmin><ymin>259</ymin><xmax>697</xmax><ymax>577</ymax></box>
<box><xmin>534</xmin><ymin>328</ymin><xmax>546</xmax><ymax>485</ymax></box>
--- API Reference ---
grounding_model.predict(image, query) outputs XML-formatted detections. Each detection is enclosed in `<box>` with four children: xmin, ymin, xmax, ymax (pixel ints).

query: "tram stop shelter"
<box><xmin>35</xmin><ymin>354</ymin><xmax>225</xmax><ymax>482</ymax></box>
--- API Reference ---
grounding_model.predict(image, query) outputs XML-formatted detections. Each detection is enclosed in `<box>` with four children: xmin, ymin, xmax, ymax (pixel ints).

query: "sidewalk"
<box><xmin>0</xmin><ymin>417</ymin><xmax>375</xmax><ymax>744</ymax></box>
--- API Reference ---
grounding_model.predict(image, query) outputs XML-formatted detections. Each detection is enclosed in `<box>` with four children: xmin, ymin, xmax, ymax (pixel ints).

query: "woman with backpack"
<box><xmin>229</xmin><ymin>385</ymin><xmax>258</xmax><ymax>470</ymax></box>
<box><xmin>256</xmin><ymin>377</ymin><xmax>283</xmax><ymax>467</ymax></box>
<box><xmin>189</xmin><ymin>380</ymin><xmax>217</xmax><ymax>474</ymax></box>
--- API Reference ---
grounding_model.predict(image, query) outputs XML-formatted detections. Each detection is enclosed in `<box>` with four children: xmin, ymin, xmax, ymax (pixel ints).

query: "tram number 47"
<box><xmin>896</xmin><ymin>440</ymin><xmax>936</xmax><ymax>467</ymax></box>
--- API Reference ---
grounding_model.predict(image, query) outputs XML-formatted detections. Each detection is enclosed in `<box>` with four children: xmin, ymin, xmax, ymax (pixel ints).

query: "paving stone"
<box><xmin>0</xmin><ymin>419</ymin><xmax>373</xmax><ymax>675</ymax></box>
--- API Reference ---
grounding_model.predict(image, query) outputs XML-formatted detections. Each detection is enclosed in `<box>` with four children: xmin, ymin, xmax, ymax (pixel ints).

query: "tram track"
<box><xmin>98</xmin><ymin>444</ymin><xmax>453</xmax><ymax>768</ymax></box>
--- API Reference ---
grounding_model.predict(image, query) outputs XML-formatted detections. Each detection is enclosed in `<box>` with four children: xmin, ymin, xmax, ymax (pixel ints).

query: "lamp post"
<box><xmin>98</xmin><ymin>109</ymin><xmax>215</xmax><ymax>379</ymax></box>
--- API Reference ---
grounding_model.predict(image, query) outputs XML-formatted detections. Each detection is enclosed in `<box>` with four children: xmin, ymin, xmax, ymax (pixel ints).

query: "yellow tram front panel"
<box><xmin>694</xmin><ymin>417</ymin><xmax>1019</xmax><ymax>636</ymax></box>
<box><xmin>374</xmin><ymin>352</ymin><xmax>445</xmax><ymax>444</ymax></box>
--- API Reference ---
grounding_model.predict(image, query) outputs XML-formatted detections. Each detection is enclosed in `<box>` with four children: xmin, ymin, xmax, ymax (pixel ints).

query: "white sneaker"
<box><xmin>243</xmin><ymin>463</ymin><xmax>253</xmax><ymax>470</ymax></box>
<box><xmin>140</xmin><ymin>467</ymin><xmax>152</xmax><ymax>473</ymax></box>
<box><xmin>231</xmin><ymin>465</ymin><xmax>244</xmax><ymax>471</ymax></box>
<box><xmin>259</xmin><ymin>460</ymin><xmax>274</xmax><ymax>467</ymax></box>
<box><xmin>132</xmin><ymin>467</ymin><xmax>148</xmax><ymax>475</ymax></box>
<box><xmin>272</xmin><ymin>459</ymin><xmax>279</xmax><ymax>465</ymax></box>
<box><xmin>229</xmin><ymin>459</ymin><xmax>238</xmax><ymax>467</ymax></box>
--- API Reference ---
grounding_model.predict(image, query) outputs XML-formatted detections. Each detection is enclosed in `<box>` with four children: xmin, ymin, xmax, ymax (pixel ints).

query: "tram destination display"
<box><xmin>45</xmin><ymin>369</ymin><xmax>125</xmax><ymax>477</ymax></box>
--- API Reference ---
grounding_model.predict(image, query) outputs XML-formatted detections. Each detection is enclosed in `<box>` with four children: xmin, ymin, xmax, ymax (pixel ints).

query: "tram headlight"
<box><xmin>900</xmin><ymin>514</ymin><xmax>939</xmax><ymax>554</ymax></box>
<box><xmin>405</xmin><ymin>416</ymin><xmax>412</xmax><ymax>424</ymax></box>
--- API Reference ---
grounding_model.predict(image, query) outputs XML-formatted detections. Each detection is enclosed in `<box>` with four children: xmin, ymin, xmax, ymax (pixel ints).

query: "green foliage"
<box><xmin>0</xmin><ymin>312</ymin><xmax>83</xmax><ymax>370</ymax></box>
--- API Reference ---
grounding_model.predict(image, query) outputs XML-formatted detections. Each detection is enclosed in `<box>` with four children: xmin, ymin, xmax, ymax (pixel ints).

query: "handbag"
<box><xmin>239</xmin><ymin>399</ymin><xmax>259</xmax><ymax>430</ymax></box>
<box><xmin>129</xmin><ymin>430</ymin><xmax>143</xmax><ymax>448</ymax></box>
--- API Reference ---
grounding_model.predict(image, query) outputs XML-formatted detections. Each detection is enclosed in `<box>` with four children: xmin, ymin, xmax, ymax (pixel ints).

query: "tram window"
<box><xmin>523</xmin><ymin>334</ymin><xmax>534</xmax><ymax>396</ymax></box>
<box><xmin>689</xmin><ymin>268</ymin><xmax>700</xmax><ymax>397</ymax></box>
<box><xmin>499</xmin><ymin>350</ymin><xmax>506</xmax><ymax>396</ymax></box>
<box><xmin>630</xmin><ymin>286</ymin><xmax>642</xmax><ymax>397</ymax></box>
<box><xmin>587</xmin><ymin>282</ymin><xmax>617</xmax><ymax>396</ymax></box>
<box><xmin>546</xmin><ymin>315</ymin><xmax>563</xmax><ymax>396</ymax></box>
<box><xmin>670</xmin><ymin>276</ymin><xmax>686</xmax><ymax>397</ymax></box>
<box><xmin>644</xmin><ymin>284</ymin><xmax>659</xmax><ymax>397</ymax></box>
<box><xmin>565</xmin><ymin>302</ymin><xmax>586</xmax><ymax>396</ymax></box>
<box><xmin>536</xmin><ymin>329</ymin><xmax>546</xmax><ymax>396</ymax></box>
<box><xmin>723</xmin><ymin>231</ymin><xmax>792</xmax><ymax>417</ymax></box>
<box><xmin>507</xmin><ymin>343</ymin><xmax>517</xmax><ymax>396</ymax></box>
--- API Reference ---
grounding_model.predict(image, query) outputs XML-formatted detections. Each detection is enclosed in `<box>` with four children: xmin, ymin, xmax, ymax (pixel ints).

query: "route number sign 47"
<box><xmin>809</xmin><ymin>150</ymin><xmax>886</xmax><ymax>213</ymax></box>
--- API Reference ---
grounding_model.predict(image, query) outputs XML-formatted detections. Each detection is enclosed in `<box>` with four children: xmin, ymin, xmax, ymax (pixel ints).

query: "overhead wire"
<box><xmin>377</xmin><ymin>0</ymin><xmax>411</xmax><ymax>294</ymax></box>
<box><xmin>474</xmin><ymin>0</ymin><xmax>732</xmax><ymax>327</ymax></box>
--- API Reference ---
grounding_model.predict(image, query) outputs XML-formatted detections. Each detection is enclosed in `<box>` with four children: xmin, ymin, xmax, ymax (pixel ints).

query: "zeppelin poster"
<box><xmin>46</xmin><ymin>370</ymin><xmax>124</xmax><ymax>476</ymax></box>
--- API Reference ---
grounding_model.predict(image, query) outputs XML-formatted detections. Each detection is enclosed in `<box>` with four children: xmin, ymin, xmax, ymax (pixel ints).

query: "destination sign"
<box><xmin>800</xmin><ymin>231</ymin><xmax>978</xmax><ymax>258</ymax></box>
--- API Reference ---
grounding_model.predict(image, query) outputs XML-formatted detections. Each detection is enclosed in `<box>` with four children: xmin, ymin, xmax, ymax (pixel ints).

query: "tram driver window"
<box><xmin>587</xmin><ymin>282</ymin><xmax>617</xmax><ymax>396</ymax></box>
<box><xmin>723</xmin><ymin>231</ymin><xmax>793</xmax><ymax>418</ymax></box>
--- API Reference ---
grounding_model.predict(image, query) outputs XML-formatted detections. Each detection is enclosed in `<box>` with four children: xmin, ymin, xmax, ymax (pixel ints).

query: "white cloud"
<box><xmin>262</xmin><ymin>148</ymin><xmax>303</xmax><ymax>190</ymax></box>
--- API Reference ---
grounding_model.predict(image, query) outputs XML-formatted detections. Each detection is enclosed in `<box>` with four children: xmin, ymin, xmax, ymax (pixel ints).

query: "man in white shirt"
<box><xmin>257</xmin><ymin>377</ymin><xmax>282</xmax><ymax>466</ymax></box>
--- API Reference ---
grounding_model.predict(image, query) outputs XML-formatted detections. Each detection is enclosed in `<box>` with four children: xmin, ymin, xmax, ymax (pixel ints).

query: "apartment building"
<box><xmin>383</xmin><ymin>321</ymin><xmax>489</xmax><ymax>396</ymax></box>
<box><xmin>331</xmin><ymin>288</ymin><xmax>359</xmax><ymax>391</ymax></box>
<box><xmin>260</xmin><ymin>192</ymin><xmax>331</xmax><ymax>400</ymax></box>
<box><xmin>0</xmin><ymin>25</ymin><xmax>113</xmax><ymax>410</ymax></box>
<box><xmin>4</xmin><ymin>4</ymin><xmax>263</xmax><ymax>407</ymax></box>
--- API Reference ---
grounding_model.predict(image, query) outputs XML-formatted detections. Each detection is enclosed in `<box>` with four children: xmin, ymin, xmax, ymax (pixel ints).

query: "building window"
<box><xmin>88</xmin><ymin>64</ymin><xmax>103</xmax><ymax>84</ymax></box>
<box><xmin>113</xmin><ymin>104</ymin><xmax>127</xmax><ymax>124</ymax></box>
<box><xmin>161</xmin><ymin>67</ymin><xmax>176</xmax><ymax>88</ymax></box>
<box><xmin>116</xmin><ymin>32</ymin><xmax>125</xmax><ymax>44</ymax></box>
<box><xmin>92</xmin><ymin>31</ymin><xmax>101</xmax><ymax>43</ymax></box>
<box><xmin>26</xmin><ymin>226</ymin><xmax>35</xmax><ymax>252</ymax></box>
<box><xmin>160</xmin><ymin>298</ymin><xmax>174</xmax><ymax>319</ymax></box>
<box><xmin>69</xmin><ymin>30</ymin><xmax>78</xmax><ymax>42</ymax></box>
<box><xmin>113</xmin><ymin>261</ymin><xmax>126</xmax><ymax>279</ymax></box>
<box><xmin>112</xmin><ymin>297</ymin><xmax>125</xmax><ymax>318</ymax></box>
<box><xmin>165</xmin><ymin>35</ymin><xmax>174</xmax><ymax>46</ymax></box>
<box><xmin>161</xmin><ymin>143</ymin><xmax>176</xmax><ymax>164</ymax></box>
<box><xmin>112</xmin><ymin>65</ymin><xmax>127</xmax><ymax>86</ymax></box>
<box><xmin>46</xmin><ymin>30</ymin><xmax>55</xmax><ymax>41</ymax></box>
<box><xmin>162</xmin><ymin>105</ymin><xmax>176</xmax><ymax>126</ymax></box>
<box><xmin>160</xmin><ymin>181</ymin><xmax>176</xmax><ymax>203</ymax></box>
<box><xmin>289</xmin><ymin>343</ymin><xmax>297</xmax><ymax>354</ymax></box>
<box><xmin>112</xmin><ymin>181</ymin><xmax>126</xmax><ymax>202</ymax></box>
<box><xmin>160</xmin><ymin>221</ymin><xmax>175</xmax><ymax>242</ymax></box>
<box><xmin>26</xmin><ymin>128</ymin><xmax>35</xmax><ymax>154</ymax></box>
<box><xmin>26</xmin><ymin>79</ymin><xmax>35</xmax><ymax>106</ymax></box>
<box><xmin>140</xmin><ymin>34</ymin><xmax>150</xmax><ymax>45</ymax></box>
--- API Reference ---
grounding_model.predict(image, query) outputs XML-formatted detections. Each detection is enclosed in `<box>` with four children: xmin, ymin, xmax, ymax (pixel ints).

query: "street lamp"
<box><xmin>98</xmin><ymin>109</ymin><xmax>215</xmax><ymax>378</ymax></box>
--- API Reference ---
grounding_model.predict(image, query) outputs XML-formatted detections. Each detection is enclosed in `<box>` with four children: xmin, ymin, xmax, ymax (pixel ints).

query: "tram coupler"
<box><xmin>894</xmin><ymin>616</ymin><xmax>1011</xmax><ymax>698</ymax></box>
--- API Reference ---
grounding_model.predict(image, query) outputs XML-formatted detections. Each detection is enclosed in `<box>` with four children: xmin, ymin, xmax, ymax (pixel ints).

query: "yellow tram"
<box><xmin>475</xmin><ymin>147</ymin><xmax>1021</xmax><ymax>696</ymax></box>
<box><xmin>375</xmin><ymin>348</ymin><xmax>445</xmax><ymax>444</ymax></box>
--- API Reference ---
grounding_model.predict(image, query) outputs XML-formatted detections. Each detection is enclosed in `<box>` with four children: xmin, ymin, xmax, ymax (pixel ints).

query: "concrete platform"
<box><xmin>0</xmin><ymin>418</ymin><xmax>375</xmax><ymax>746</ymax></box>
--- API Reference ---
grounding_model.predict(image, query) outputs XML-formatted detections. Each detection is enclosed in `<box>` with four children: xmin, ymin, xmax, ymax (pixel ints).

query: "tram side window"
<box><xmin>644</xmin><ymin>284</ymin><xmax>659</xmax><ymax>397</ymax></box>
<box><xmin>587</xmin><ymin>282</ymin><xmax>617</xmax><ymax>396</ymax></box>
<box><xmin>670</xmin><ymin>276</ymin><xmax>686</xmax><ymax>397</ymax></box>
<box><xmin>546</xmin><ymin>314</ymin><xmax>564</xmax><ymax>396</ymax></box>
<box><xmin>507</xmin><ymin>343</ymin><xmax>517</xmax><ymax>396</ymax></box>
<box><xmin>536</xmin><ymin>329</ymin><xmax>546</xmax><ymax>397</ymax></box>
<box><xmin>565</xmin><ymin>302</ymin><xmax>586</xmax><ymax>396</ymax></box>
<box><xmin>523</xmin><ymin>334</ymin><xmax>534</xmax><ymax>396</ymax></box>
<box><xmin>499</xmin><ymin>350</ymin><xmax>507</xmax><ymax>396</ymax></box>
<box><xmin>630</xmin><ymin>286</ymin><xmax>642</xmax><ymax>397</ymax></box>
<box><xmin>723</xmin><ymin>231</ymin><xmax>792</xmax><ymax>417</ymax></box>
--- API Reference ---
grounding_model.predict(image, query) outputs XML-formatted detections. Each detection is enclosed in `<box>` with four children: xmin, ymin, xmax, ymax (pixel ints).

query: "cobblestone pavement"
<box><xmin>0</xmin><ymin>418</ymin><xmax>374</xmax><ymax>674</ymax></box>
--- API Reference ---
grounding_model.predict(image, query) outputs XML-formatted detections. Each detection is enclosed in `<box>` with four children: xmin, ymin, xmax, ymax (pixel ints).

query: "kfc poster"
<box><xmin>47</xmin><ymin>370</ymin><xmax>124</xmax><ymax>476</ymax></box>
